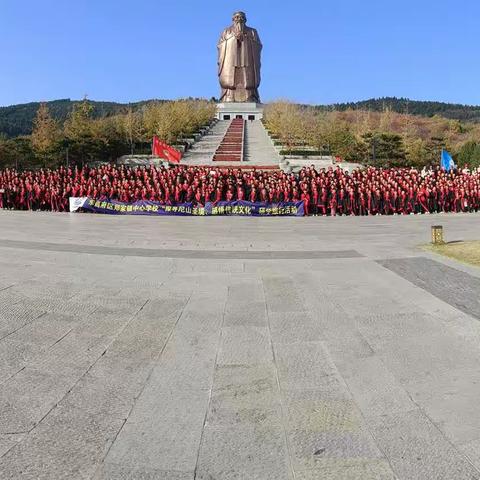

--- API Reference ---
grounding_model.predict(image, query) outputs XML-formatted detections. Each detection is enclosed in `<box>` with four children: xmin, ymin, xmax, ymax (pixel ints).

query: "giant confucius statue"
<box><xmin>217</xmin><ymin>11</ymin><xmax>262</xmax><ymax>103</ymax></box>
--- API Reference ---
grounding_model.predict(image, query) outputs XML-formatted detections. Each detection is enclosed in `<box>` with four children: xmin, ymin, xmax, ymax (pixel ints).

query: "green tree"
<box><xmin>424</xmin><ymin>136</ymin><xmax>447</xmax><ymax>166</ymax></box>
<box><xmin>324</xmin><ymin>118</ymin><xmax>360</xmax><ymax>161</ymax></box>
<box><xmin>0</xmin><ymin>137</ymin><xmax>35</xmax><ymax>169</ymax></box>
<box><xmin>362</xmin><ymin>132</ymin><xmax>406</xmax><ymax>167</ymax></box>
<box><xmin>456</xmin><ymin>141</ymin><xmax>480</xmax><ymax>168</ymax></box>
<box><xmin>405</xmin><ymin>138</ymin><xmax>429</xmax><ymax>168</ymax></box>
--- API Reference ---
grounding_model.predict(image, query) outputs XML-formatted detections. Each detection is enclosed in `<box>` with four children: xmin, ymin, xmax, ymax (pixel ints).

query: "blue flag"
<box><xmin>441</xmin><ymin>149</ymin><xmax>456</xmax><ymax>171</ymax></box>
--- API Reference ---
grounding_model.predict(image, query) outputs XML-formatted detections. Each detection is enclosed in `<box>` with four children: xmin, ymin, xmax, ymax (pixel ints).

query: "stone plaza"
<box><xmin>0</xmin><ymin>211</ymin><xmax>480</xmax><ymax>479</ymax></box>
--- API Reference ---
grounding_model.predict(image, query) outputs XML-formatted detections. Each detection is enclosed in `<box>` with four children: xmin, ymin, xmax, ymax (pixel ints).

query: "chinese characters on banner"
<box><xmin>70</xmin><ymin>198</ymin><xmax>304</xmax><ymax>217</ymax></box>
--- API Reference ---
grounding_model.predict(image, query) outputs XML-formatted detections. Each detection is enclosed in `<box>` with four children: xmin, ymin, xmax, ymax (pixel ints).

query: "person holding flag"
<box><xmin>152</xmin><ymin>136</ymin><xmax>183</xmax><ymax>164</ymax></box>
<box><xmin>441</xmin><ymin>149</ymin><xmax>456</xmax><ymax>172</ymax></box>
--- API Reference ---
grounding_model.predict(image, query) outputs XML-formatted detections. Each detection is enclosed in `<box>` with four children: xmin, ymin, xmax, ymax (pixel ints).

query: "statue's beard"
<box><xmin>234</xmin><ymin>21</ymin><xmax>245</xmax><ymax>34</ymax></box>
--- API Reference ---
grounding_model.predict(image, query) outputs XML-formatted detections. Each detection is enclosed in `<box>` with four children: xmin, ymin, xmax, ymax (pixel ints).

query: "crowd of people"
<box><xmin>1</xmin><ymin>163</ymin><xmax>480</xmax><ymax>216</ymax></box>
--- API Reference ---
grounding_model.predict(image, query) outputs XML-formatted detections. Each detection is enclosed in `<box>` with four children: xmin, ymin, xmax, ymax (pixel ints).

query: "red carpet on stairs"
<box><xmin>213</xmin><ymin>119</ymin><xmax>245</xmax><ymax>162</ymax></box>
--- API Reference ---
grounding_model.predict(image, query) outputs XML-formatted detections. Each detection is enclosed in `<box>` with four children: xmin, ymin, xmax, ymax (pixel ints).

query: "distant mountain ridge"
<box><xmin>317</xmin><ymin>97</ymin><xmax>480</xmax><ymax>121</ymax></box>
<box><xmin>0</xmin><ymin>98</ymin><xmax>161</xmax><ymax>138</ymax></box>
<box><xmin>2</xmin><ymin>96</ymin><xmax>480</xmax><ymax>138</ymax></box>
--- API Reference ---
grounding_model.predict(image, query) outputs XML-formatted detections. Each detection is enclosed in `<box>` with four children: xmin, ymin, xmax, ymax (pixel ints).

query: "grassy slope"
<box><xmin>425</xmin><ymin>241</ymin><xmax>480</xmax><ymax>267</ymax></box>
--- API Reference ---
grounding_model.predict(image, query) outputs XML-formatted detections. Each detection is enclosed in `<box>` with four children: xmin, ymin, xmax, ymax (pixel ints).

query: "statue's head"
<box><xmin>232</xmin><ymin>11</ymin><xmax>247</xmax><ymax>25</ymax></box>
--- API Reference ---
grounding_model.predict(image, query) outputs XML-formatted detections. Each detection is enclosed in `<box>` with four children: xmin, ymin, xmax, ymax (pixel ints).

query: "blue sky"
<box><xmin>1</xmin><ymin>0</ymin><xmax>479</xmax><ymax>106</ymax></box>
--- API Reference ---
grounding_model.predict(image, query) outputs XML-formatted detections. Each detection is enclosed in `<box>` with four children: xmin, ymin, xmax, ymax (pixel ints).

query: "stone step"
<box><xmin>243</xmin><ymin>121</ymin><xmax>282</xmax><ymax>166</ymax></box>
<box><xmin>213</xmin><ymin>154</ymin><xmax>242</xmax><ymax>162</ymax></box>
<box><xmin>193</xmin><ymin>163</ymin><xmax>281</xmax><ymax>170</ymax></box>
<box><xmin>182</xmin><ymin>118</ymin><xmax>282</xmax><ymax>168</ymax></box>
<box><xmin>213</xmin><ymin>119</ymin><xmax>245</xmax><ymax>162</ymax></box>
<box><xmin>181</xmin><ymin>121</ymin><xmax>231</xmax><ymax>164</ymax></box>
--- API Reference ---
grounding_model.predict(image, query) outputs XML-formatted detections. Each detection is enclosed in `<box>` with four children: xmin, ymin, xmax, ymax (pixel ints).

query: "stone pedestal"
<box><xmin>216</xmin><ymin>102</ymin><xmax>264</xmax><ymax>121</ymax></box>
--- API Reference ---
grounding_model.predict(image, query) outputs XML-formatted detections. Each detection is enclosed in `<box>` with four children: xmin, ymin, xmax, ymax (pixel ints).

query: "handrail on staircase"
<box><xmin>240</xmin><ymin>119</ymin><xmax>246</xmax><ymax>163</ymax></box>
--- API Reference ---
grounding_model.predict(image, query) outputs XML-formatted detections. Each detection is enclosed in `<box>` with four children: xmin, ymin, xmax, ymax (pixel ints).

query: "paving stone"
<box><xmin>217</xmin><ymin>326</ymin><xmax>273</xmax><ymax>366</ymax></box>
<box><xmin>79</xmin><ymin>307</ymin><xmax>137</xmax><ymax>337</ymax></box>
<box><xmin>195</xmin><ymin>424</ymin><xmax>292</xmax><ymax>480</ymax></box>
<box><xmin>146</xmin><ymin>297</ymin><xmax>224</xmax><ymax>391</ymax></box>
<box><xmin>173</xmin><ymin>259</ymin><xmax>244</xmax><ymax>273</ymax></box>
<box><xmin>321</xmin><ymin>327</ymin><xmax>375</xmax><ymax>367</ymax></box>
<box><xmin>1</xmin><ymin>211</ymin><xmax>480</xmax><ymax>479</ymax></box>
<box><xmin>0</xmin><ymin>290</ymin><xmax>35</xmax><ymax>308</ymax></box>
<box><xmin>207</xmin><ymin>378</ymin><xmax>282</xmax><ymax>427</ymax></box>
<box><xmin>283</xmin><ymin>377</ymin><xmax>359</xmax><ymax>430</ymax></box>
<box><xmin>263</xmin><ymin>275</ymin><xmax>307</xmax><ymax>313</ymax></box>
<box><xmin>353</xmin><ymin>312</ymin><xmax>444</xmax><ymax>351</ymax></box>
<box><xmin>282</xmin><ymin>383</ymin><xmax>385</xmax><ymax>472</ymax></box>
<box><xmin>0</xmin><ymin>404</ymin><xmax>124</xmax><ymax>480</ymax></box>
<box><xmin>94</xmin><ymin>464</ymin><xmax>194</xmax><ymax>480</ymax></box>
<box><xmin>0</xmin><ymin>339</ymin><xmax>44</xmax><ymax>382</ymax></box>
<box><xmin>0</xmin><ymin>434</ymin><xmax>23</xmax><ymax>458</ymax></box>
<box><xmin>224</xmin><ymin>300</ymin><xmax>267</xmax><ymax>327</ymax></box>
<box><xmin>26</xmin><ymin>297</ymin><xmax>99</xmax><ymax>317</ymax></box>
<box><xmin>104</xmin><ymin>389</ymin><xmax>210</xmax><ymax>473</ymax></box>
<box><xmin>404</xmin><ymin>365</ymin><xmax>480</xmax><ymax>445</ymax></box>
<box><xmin>380</xmin><ymin>257</ymin><xmax>480</xmax><ymax>320</ymax></box>
<box><xmin>370</xmin><ymin>409</ymin><xmax>480</xmax><ymax>480</ymax></box>
<box><xmin>227</xmin><ymin>282</ymin><xmax>265</xmax><ymax>304</ymax></box>
<box><xmin>7</xmin><ymin>281</ymin><xmax>81</xmax><ymax>302</ymax></box>
<box><xmin>0</xmin><ymin>307</ymin><xmax>44</xmax><ymax>329</ymax></box>
<box><xmin>0</xmin><ymin>238</ymin><xmax>362</xmax><ymax>260</ymax></box>
<box><xmin>59</xmin><ymin>368</ymin><xmax>141</xmax><ymax>420</ymax></box>
<box><xmin>274</xmin><ymin>342</ymin><xmax>338</xmax><ymax>391</ymax></box>
<box><xmin>211</xmin><ymin>363</ymin><xmax>277</xmax><ymax>392</ymax></box>
<box><xmin>5</xmin><ymin>313</ymin><xmax>73</xmax><ymax>347</ymax></box>
<box><xmin>460</xmin><ymin>438</ymin><xmax>480</xmax><ymax>471</ymax></box>
<box><xmin>136</xmin><ymin>296</ymin><xmax>189</xmax><ymax>320</ymax></box>
<box><xmin>295</xmin><ymin>460</ymin><xmax>396</xmax><ymax>479</ymax></box>
<box><xmin>73</xmin><ymin>293</ymin><xmax>145</xmax><ymax>314</ymax></box>
<box><xmin>147</xmin><ymin>331</ymin><xmax>219</xmax><ymax>391</ymax></box>
<box><xmin>36</xmin><ymin>330</ymin><xmax>111</xmax><ymax>376</ymax></box>
<box><xmin>338</xmin><ymin>355</ymin><xmax>416</xmax><ymax>417</ymax></box>
<box><xmin>269</xmin><ymin>311</ymin><xmax>325</xmax><ymax>344</ymax></box>
<box><xmin>374</xmin><ymin>328</ymin><xmax>480</xmax><ymax>387</ymax></box>
<box><xmin>0</xmin><ymin>366</ymin><xmax>80</xmax><ymax>433</ymax></box>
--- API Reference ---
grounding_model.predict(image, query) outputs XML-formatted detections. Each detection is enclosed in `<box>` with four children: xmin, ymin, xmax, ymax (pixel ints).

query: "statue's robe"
<box><xmin>217</xmin><ymin>26</ymin><xmax>262</xmax><ymax>102</ymax></box>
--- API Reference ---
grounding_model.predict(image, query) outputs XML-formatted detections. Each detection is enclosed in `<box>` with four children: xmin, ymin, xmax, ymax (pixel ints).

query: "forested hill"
<box><xmin>317</xmin><ymin>97</ymin><xmax>480</xmax><ymax>121</ymax></box>
<box><xmin>0</xmin><ymin>98</ymin><xmax>163</xmax><ymax>138</ymax></box>
<box><xmin>2</xmin><ymin>96</ymin><xmax>480</xmax><ymax>138</ymax></box>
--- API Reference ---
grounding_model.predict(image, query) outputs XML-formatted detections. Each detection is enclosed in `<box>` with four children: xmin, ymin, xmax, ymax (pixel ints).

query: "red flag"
<box><xmin>152</xmin><ymin>136</ymin><xmax>182</xmax><ymax>163</ymax></box>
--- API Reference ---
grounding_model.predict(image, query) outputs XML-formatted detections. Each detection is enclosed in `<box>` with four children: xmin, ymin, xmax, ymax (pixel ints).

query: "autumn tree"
<box><xmin>143</xmin><ymin>99</ymin><xmax>215</xmax><ymax>145</ymax></box>
<box><xmin>63</xmin><ymin>98</ymin><xmax>98</xmax><ymax>164</ymax></box>
<box><xmin>31</xmin><ymin>103</ymin><xmax>60</xmax><ymax>167</ymax></box>
<box><xmin>264</xmin><ymin>102</ymin><xmax>305</xmax><ymax>153</ymax></box>
<box><xmin>120</xmin><ymin>107</ymin><xmax>144</xmax><ymax>154</ymax></box>
<box><xmin>303</xmin><ymin>110</ymin><xmax>329</xmax><ymax>154</ymax></box>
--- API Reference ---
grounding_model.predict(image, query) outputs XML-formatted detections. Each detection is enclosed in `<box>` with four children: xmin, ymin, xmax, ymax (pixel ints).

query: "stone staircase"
<box><xmin>243</xmin><ymin>120</ymin><xmax>282</xmax><ymax>166</ymax></box>
<box><xmin>181</xmin><ymin>121</ymin><xmax>230</xmax><ymax>164</ymax></box>
<box><xmin>182</xmin><ymin>119</ymin><xmax>282</xmax><ymax>169</ymax></box>
<box><xmin>213</xmin><ymin>119</ymin><xmax>245</xmax><ymax>162</ymax></box>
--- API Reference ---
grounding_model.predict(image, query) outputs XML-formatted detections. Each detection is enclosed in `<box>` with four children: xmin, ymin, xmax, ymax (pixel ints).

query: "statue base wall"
<box><xmin>216</xmin><ymin>102</ymin><xmax>264</xmax><ymax>121</ymax></box>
